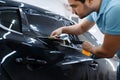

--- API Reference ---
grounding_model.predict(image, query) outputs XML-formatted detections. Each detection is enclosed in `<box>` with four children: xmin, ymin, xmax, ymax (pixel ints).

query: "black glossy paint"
<box><xmin>0</xmin><ymin>0</ymin><xmax>118</xmax><ymax>80</ymax></box>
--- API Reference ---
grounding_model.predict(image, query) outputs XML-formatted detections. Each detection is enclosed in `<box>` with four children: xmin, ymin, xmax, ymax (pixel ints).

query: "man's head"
<box><xmin>68</xmin><ymin>0</ymin><xmax>101</xmax><ymax>18</ymax></box>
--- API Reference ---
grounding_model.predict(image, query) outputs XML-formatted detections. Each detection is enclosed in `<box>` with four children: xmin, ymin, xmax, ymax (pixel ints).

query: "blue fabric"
<box><xmin>86</xmin><ymin>0</ymin><xmax>120</xmax><ymax>35</ymax></box>
<box><xmin>86</xmin><ymin>0</ymin><xmax>120</xmax><ymax>79</ymax></box>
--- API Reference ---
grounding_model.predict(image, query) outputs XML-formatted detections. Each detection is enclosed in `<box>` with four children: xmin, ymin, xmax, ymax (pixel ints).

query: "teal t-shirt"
<box><xmin>86</xmin><ymin>0</ymin><xmax>120</xmax><ymax>57</ymax></box>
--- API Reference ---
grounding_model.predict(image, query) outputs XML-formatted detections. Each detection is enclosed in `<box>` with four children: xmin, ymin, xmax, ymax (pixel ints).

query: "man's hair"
<box><xmin>76</xmin><ymin>0</ymin><xmax>85</xmax><ymax>3</ymax></box>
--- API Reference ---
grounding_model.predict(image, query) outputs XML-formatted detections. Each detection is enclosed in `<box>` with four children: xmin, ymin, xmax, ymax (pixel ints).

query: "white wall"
<box><xmin>17</xmin><ymin>0</ymin><xmax>71</xmax><ymax>18</ymax></box>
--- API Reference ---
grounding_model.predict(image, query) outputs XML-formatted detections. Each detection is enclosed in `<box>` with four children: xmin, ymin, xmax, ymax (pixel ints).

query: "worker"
<box><xmin>50</xmin><ymin>0</ymin><xmax>120</xmax><ymax>79</ymax></box>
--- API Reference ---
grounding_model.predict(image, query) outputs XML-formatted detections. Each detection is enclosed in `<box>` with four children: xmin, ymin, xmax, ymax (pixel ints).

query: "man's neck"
<box><xmin>95</xmin><ymin>0</ymin><xmax>102</xmax><ymax>12</ymax></box>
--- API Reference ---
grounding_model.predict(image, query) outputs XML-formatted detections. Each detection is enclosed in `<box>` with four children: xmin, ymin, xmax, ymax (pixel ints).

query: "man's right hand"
<box><xmin>50</xmin><ymin>27</ymin><xmax>64</xmax><ymax>38</ymax></box>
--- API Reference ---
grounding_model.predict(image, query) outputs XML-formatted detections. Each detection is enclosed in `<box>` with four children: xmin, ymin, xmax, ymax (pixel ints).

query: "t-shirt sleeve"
<box><xmin>85</xmin><ymin>14</ymin><xmax>94</xmax><ymax>22</ymax></box>
<box><xmin>105</xmin><ymin>6</ymin><xmax>120</xmax><ymax>35</ymax></box>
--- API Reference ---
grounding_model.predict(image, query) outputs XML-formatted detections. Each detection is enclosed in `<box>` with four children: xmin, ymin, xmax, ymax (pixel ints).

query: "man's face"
<box><xmin>68</xmin><ymin>0</ymin><xmax>93</xmax><ymax>18</ymax></box>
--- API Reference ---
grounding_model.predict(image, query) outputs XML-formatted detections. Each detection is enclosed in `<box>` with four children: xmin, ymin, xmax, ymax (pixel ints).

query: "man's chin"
<box><xmin>79</xmin><ymin>16</ymin><xmax>84</xmax><ymax>19</ymax></box>
<box><xmin>79</xmin><ymin>15</ymin><xmax>87</xmax><ymax>19</ymax></box>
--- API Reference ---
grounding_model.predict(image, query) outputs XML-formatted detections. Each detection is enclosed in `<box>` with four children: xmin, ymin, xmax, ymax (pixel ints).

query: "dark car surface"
<box><xmin>0</xmin><ymin>0</ymin><xmax>118</xmax><ymax>80</ymax></box>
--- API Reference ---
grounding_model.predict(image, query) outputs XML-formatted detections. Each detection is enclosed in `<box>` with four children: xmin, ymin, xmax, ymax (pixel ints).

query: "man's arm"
<box><xmin>62</xmin><ymin>18</ymin><xmax>95</xmax><ymax>35</ymax></box>
<box><xmin>50</xmin><ymin>18</ymin><xmax>95</xmax><ymax>36</ymax></box>
<box><xmin>83</xmin><ymin>34</ymin><xmax>120</xmax><ymax>58</ymax></box>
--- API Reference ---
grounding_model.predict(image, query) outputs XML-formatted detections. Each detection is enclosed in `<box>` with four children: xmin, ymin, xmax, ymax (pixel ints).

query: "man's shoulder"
<box><xmin>106</xmin><ymin>0</ymin><xmax>120</xmax><ymax>10</ymax></box>
<box><xmin>105</xmin><ymin>0</ymin><xmax>120</xmax><ymax>16</ymax></box>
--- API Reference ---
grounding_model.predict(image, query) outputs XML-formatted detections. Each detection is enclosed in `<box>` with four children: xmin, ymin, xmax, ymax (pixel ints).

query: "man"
<box><xmin>50</xmin><ymin>0</ymin><xmax>120</xmax><ymax>80</ymax></box>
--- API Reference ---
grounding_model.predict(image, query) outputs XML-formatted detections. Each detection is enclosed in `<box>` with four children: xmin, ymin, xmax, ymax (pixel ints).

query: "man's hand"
<box><xmin>82</xmin><ymin>41</ymin><xmax>95</xmax><ymax>53</ymax></box>
<box><xmin>50</xmin><ymin>27</ymin><xmax>63</xmax><ymax>38</ymax></box>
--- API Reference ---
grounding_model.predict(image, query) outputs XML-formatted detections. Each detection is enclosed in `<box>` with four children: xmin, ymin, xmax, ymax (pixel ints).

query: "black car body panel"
<box><xmin>0</xmin><ymin>0</ymin><xmax>118</xmax><ymax>80</ymax></box>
